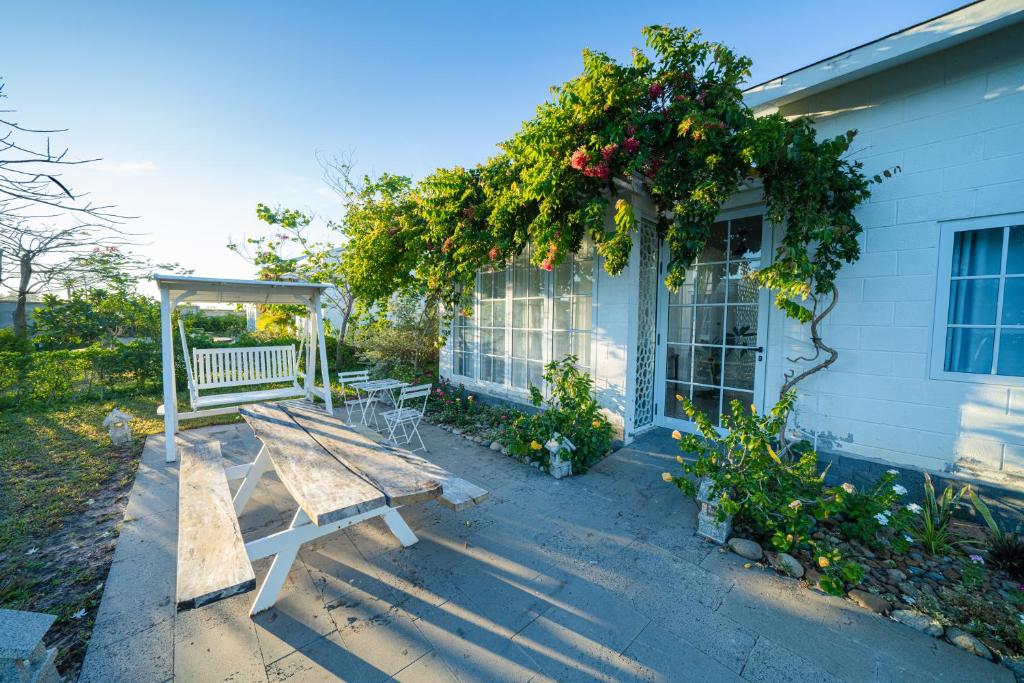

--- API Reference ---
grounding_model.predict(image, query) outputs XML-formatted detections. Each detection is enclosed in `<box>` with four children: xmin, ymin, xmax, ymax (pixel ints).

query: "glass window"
<box><xmin>942</xmin><ymin>225</ymin><xmax>1023</xmax><ymax>377</ymax></box>
<box><xmin>453</xmin><ymin>304</ymin><xmax>475</xmax><ymax>378</ymax></box>
<box><xmin>478</xmin><ymin>267</ymin><xmax>506</xmax><ymax>384</ymax></box>
<box><xmin>510</xmin><ymin>245</ymin><xmax>546</xmax><ymax>389</ymax></box>
<box><xmin>551</xmin><ymin>238</ymin><xmax>594</xmax><ymax>372</ymax></box>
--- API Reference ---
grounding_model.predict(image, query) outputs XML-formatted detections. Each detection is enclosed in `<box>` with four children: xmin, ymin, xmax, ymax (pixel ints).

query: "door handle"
<box><xmin>753</xmin><ymin>346</ymin><xmax>764</xmax><ymax>362</ymax></box>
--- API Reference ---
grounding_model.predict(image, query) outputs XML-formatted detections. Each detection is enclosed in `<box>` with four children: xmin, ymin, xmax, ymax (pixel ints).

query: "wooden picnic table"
<box><xmin>175</xmin><ymin>400</ymin><xmax>487</xmax><ymax>616</ymax></box>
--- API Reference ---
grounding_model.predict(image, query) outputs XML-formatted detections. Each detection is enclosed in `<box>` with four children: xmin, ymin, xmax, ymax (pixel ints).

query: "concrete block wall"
<box><xmin>764</xmin><ymin>22</ymin><xmax>1024</xmax><ymax>488</ymax></box>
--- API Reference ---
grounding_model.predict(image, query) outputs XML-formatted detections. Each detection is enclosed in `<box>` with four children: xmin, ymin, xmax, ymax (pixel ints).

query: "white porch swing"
<box><xmin>156</xmin><ymin>275</ymin><xmax>334</xmax><ymax>463</ymax></box>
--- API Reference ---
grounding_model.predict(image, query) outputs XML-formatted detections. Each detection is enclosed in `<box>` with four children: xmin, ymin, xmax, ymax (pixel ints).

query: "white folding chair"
<box><xmin>337</xmin><ymin>370</ymin><xmax>373</xmax><ymax>423</ymax></box>
<box><xmin>380</xmin><ymin>383</ymin><xmax>431</xmax><ymax>452</ymax></box>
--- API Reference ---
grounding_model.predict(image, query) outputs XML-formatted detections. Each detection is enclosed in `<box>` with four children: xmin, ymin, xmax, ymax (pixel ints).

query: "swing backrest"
<box><xmin>192</xmin><ymin>346</ymin><xmax>299</xmax><ymax>391</ymax></box>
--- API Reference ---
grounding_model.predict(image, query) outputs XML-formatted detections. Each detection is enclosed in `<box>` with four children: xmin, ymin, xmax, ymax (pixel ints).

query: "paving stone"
<box><xmin>892</xmin><ymin>609</ymin><xmax>944</xmax><ymax>637</ymax></box>
<box><xmin>336</xmin><ymin>606</ymin><xmax>431</xmax><ymax>677</ymax></box>
<box><xmin>78</xmin><ymin>619</ymin><xmax>173</xmax><ymax>683</ymax></box>
<box><xmin>88</xmin><ymin>551</ymin><xmax>175</xmax><ymax>648</ymax></box>
<box><xmin>391</xmin><ymin>650</ymin><xmax>459</xmax><ymax>682</ymax></box>
<box><xmin>266</xmin><ymin>630</ymin><xmax>388</xmax><ymax>682</ymax></box>
<box><xmin>623</xmin><ymin>623</ymin><xmax>744</xmax><ymax>682</ymax></box>
<box><xmin>512</xmin><ymin>575</ymin><xmax>650</xmax><ymax>680</ymax></box>
<box><xmin>739</xmin><ymin>635</ymin><xmax>843</xmax><ymax>682</ymax></box>
<box><xmin>252</xmin><ymin>562</ymin><xmax>338</xmax><ymax>665</ymax></box>
<box><xmin>174</xmin><ymin>604</ymin><xmax>267</xmax><ymax>682</ymax></box>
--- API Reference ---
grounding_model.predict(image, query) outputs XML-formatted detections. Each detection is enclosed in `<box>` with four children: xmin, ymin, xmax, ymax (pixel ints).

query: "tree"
<box><xmin>228</xmin><ymin>204</ymin><xmax>355</xmax><ymax>366</ymax></box>
<box><xmin>0</xmin><ymin>78</ymin><xmax>134</xmax><ymax>337</ymax></box>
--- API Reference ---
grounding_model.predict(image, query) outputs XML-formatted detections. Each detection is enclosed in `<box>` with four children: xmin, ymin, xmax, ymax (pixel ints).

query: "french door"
<box><xmin>654</xmin><ymin>210</ymin><xmax>771</xmax><ymax>432</ymax></box>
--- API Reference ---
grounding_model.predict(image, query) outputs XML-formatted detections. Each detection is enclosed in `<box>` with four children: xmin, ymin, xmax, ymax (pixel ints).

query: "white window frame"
<box><xmin>447</xmin><ymin>245</ymin><xmax>599</xmax><ymax>399</ymax></box>
<box><xmin>930</xmin><ymin>212</ymin><xmax>1024</xmax><ymax>387</ymax></box>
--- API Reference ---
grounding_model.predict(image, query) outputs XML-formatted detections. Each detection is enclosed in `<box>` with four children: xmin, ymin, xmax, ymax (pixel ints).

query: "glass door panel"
<box><xmin>659</xmin><ymin>213</ymin><xmax>768</xmax><ymax>428</ymax></box>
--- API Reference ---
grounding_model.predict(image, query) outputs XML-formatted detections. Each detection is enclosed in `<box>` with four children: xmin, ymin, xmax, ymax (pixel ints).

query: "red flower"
<box><xmin>594</xmin><ymin>161</ymin><xmax>610</xmax><ymax>180</ymax></box>
<box><xmin>626</xmin><ymin>125</ymin><xmax>635</xmax><ymax>136</ymax></box>
<box><xmin>601</xmin><ymin>143</ymin><xmax>618</xmax><ymax>161</ymax></box>
<box><xmin>570</xmin><ymin>147</ymin><xmax>590</xmax><ymax>171</ymax></box>
<box><xmin>540</xmin><ymin>260</ymin><xmax>553</xmax><ymax>272</ymax></box>
<box><xmin>442</xmin><ymin>237</ymin><xmax>455</xmax><ymax>254</ymax></box>
<box><xmin>488</xmin><ymin>246</ymin><xmax>499</xmax><ymax>261</ymax></box>
<box><xmin>623</xmin><ymin>137</ymin><xmax>640</xmax><ymax>154</ymax></box>
<box><xmin>463</xmin><ymin>206</ymin><xmax>475</xmax><ymax>220</ymax></box>
<box><xmin>648</xmin><ymin>82</ymin><xmax>664</xmax><ymax>98</ymax></box>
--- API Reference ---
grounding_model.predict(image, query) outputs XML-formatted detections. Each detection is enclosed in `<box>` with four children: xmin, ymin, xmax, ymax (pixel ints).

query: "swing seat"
<box><xmin>160</xmin><ymin>316</ymin><xmax>308</xmax><ymax>418</ymax></box>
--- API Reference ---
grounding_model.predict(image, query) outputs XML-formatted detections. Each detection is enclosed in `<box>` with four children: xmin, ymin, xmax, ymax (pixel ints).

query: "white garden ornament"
<box><xmin>544</xmin><ymin>433</ymin><xmax>575</xmax><ymax>479</ymax></box>
<box><xmin>102</xmin><ymin>409</ymin><xmax>134</xmax><ymax>447</ymax></box>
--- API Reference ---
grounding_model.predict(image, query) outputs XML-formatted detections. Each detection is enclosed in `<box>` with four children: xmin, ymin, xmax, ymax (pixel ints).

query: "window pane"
<box><xmin>693</xmin><ymin>345</ymin><xmax>723</xmax><ymax>386</ymax></box>
<box><xmin>576</xmin><ymin>259</ymin><xmax>594</xmax><ymax>295</ymax></box>
<box><xmin>729</xmin><ymin>216</ymin><xmax>763</xmax><ymax>262</ymax></box>
<box><xmin>997</xmin><ymin>330</ymin><xmax>1024</xmax><ymax>376</ymax></box>
<box><xmin>952</xmin><ymin>228</ymin><xmax>1003</xmax><ymax>276</ymax></box>
<box><xmin>944</xmin><ymin>327</ymin><xmax>994</xmax><ymax>374</ymax></box>
<box><xmin>668</xmin><ymin>307</ymin><xmax>694</xmax><ymax>344</ymax></box>
<box><xmin>512</xmin><ymin>300</ymin><xmax>526</xmax><ymax>328</ymax></box>
<box><xmin>575</xmin><ymin>333</ymin><xmax>591</xmax><ymax>367</ymax></box>
<box><xmin>528</xmin><ymin>299</ymin><xmax>544</xmax><ymax>328</ymax></box>
<box><xmin>512</xmin><ymin>330</ymin><xmax>526</xmax><ymax>358</ymax></box>
<box><xmin>666</xmin><ymin>344</ymin><xmax>692</xmax><ymax>381</ymax></box>
<box><xmin>723</xmin><ymin>348</ymin><xmax>756</xmax><ymax>390</ymax></box>
<box><xmin>553</xmin><ymin>262</ymin><xmax>573</xmax><ymax>297</ymax></box>
<box><xmin>664</xmin><ymin>382</ymin><xmax>691</xmax><ymax>419</ymax></box>
<box><xmin>670</xmin><ymin>283</ymin><xmax>695</xmax><ymax>306</ymax></box>
<box><xmin>528</xmin><ymin>331</ymin><xmax>543</xmax><ymax>360</ymax></box>
<box><xmin>726</xmin><ymin>261</ymin><xmax>760</xmax><ymax>304</ymax></box>
<box><xmin>511</xmin><ymin>359</ymin><xmax>526</xmax><ymax>388</ymax></box>
<box><xmin>573</xmin><ymin>297</ymin><xmax>592</xmax><ymax>330</ymax></box>
<box><xmin>527</xmin><ymin>361</ymin><xmax>543</xmax><ymax>388</ymax></box>
<box><xmin>553</xmin><ymin>331</ymin><xmax>570</xmax><ymax>362</ymax></box>
<box><xmin>948</xmin><ymin>279</ymin><xmax>998</xmax><ymax>325</ymax></box>
<box><xmin>1008</xmin><ymin>226</ymin><xmax>1024</xmax><ymax>274</ymax></box>
<box><xmin>699</xmin><ymin>222</ymin><xmax>728</xmax><ymax>263</ymax></box>
<box><xmin>695</xmin><ymin>264</ymin><xmax>727</xmax><ymax>304</ymax></box>
<box><xmin>725</xmin><ymin>307</ymin><xmax>758</xmax><ymax>346</ymax></box>
<box><xmin>553</xmin><ymin>299</ymin><xmax>571</xmax><ymax>330</ymax></box>
<box><xmin>1003</xmin><ymin>278</ymin><xmax>1024</xmax><ymax>325</ymax></box>
<box><xmin>691</xmin><ymin>385</ymin><xmax>722</xmax><ymax>423</ymax></box>
<box><xmin>693</xmin><ymin>306</ymin><xmax>725</xmax><ymax>345</ymax></box>
<box><xmin>723</xmin><ymin>389</ymin><xmax>755</xmax><ymax>416</ymax></box>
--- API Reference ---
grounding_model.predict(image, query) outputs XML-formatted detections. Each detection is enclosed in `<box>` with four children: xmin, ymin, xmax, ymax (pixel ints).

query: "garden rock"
<box><xmin>945</xmin><ymin>628</ymin><xmax>991</xmax><ymax>660</ymax></box>
<box><xmin>892</xmin><ymin>609</ymin><xmax>943</xmax><ymax>637</ymax></box>
<box><xmin>489</xmin><ymin>441</ymin><xmax>502</xmax><ymax>451</ymax></box>
<box><xmin>847</xmin><ymin>589</ymin><xmax>891</xmax><ymax>615</ymax></box>
<box><xmin>769</xmin><ymin>552</ymin><xmax>804</xmax><ymax>578</ymax></box>
<box><xmin>727</xmin><ymin>538</ymin><xmax>763</xmax><ymax>561</ymax></box>
<box><xmin>885</xmin><ymin>568</ymin><xmax>907</xmax><ymax>583</ymax></box>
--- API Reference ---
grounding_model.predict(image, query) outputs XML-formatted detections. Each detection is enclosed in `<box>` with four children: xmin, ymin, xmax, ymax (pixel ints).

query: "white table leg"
<box><xmin>233</xmin><ymin>446</ymin><xmax>270</xmax><ymax>515</ymax></box>
<box><xmin>383</xmin><ymin>508</ymin><xmax>418</xmax><ymax>547</ymax></box>
<box><xmin>249</xmin><ymin>508</ymin><xmax>309</xmax><ymax>616</ymax></box>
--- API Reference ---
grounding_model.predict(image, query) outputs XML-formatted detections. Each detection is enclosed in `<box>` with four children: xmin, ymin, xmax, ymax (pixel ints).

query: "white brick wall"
<box><xmin>768</xmin><ymin>21</ymin><xmax>1024</xmax><ymax>487</ymax></box>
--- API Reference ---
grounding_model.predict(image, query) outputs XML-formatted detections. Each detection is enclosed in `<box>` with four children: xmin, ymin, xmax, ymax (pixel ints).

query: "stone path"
<box><xmin>78</xmin><ymin>417</ymin><xmax>1012</xmax><ymax>682</ymax></box>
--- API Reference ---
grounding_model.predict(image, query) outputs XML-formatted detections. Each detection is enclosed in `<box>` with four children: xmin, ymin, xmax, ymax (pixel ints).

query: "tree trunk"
<box><xmin>334</xmin><ymin>294</ymin><xmax>354</xmax><ymax>368</ymax></box>
<box><xmin>13</xmin><ymin>256</ymin><xmax>33</xmax><ymax>339</ymax></box>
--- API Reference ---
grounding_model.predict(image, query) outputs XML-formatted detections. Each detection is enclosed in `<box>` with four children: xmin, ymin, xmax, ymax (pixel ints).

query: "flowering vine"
<box><xmin>340</xmin><ymin>25</ymin><xmax>889</xmax><ymax>335</ymax></box>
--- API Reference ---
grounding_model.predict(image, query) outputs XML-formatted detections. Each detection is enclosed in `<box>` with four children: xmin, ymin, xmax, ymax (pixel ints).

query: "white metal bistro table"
<box><xmin>349</xmin><ymin>378</ymin><xmax>409</xmax><ymax>429</ymax></box>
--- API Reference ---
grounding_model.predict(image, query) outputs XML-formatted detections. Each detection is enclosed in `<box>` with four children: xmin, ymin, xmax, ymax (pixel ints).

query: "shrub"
<box><xmin>913</xmin><ymin>472</ymin><xmax>967</xmax><ymax>555</ymax></box>
<box><xmin>839</xmin><ymin>470</ymin><xmax>914</xmax><ymax>547</ymax></box>
<box><xmin>968</xmin><ymin>489</ymin><xmax>1024</xmax><ymax>579</ymax></box>
<box><xmin>503</xmin><ymin>356</ymin><xmax>613</xmax><ymax>473</ymax></box>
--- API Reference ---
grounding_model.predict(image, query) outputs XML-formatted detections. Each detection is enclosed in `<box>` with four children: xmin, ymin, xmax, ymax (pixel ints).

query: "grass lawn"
<box><xmin>0</xmin><ymin>393</ymin><xmax>239</xmax><ymax>679</ymax></box>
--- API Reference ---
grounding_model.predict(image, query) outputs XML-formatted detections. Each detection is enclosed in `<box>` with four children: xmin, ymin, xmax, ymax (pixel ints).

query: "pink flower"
<box><xmin>601</xmin><ymin>143</ymin><xmax>618</xmax><ymax>161</ymax></box>
<box><xmin>648</xmin><ymin>82</ymin><xmax>664</xmax><ymax>98</ymax></box>
<box><xmin>442</xmin><ymin>237</ymin><xmax>454</xmax><ymax>254</ymax></box>
<box><xmin>488</xmin><ymin>246</ymin><xmax>499</xmax><ymax>261</ymax></box>
<box><xmin>622</xmin><ymin>137</ymin><xmax>640</xmax><ymax>154</ymax></box>
<box><xmin>540</xmin><ymin>261</ymin><xmax>553</xmax><ymax>272</ymax></box>
<box><xmin>626</xmin><ymin>125</ymin><xmax>635</xmax><ymax>136</ymax></box>
<box><xmin>570</xmin><ymin>147</ymin><xmax>590</xmax><ymax>170</ymax></box>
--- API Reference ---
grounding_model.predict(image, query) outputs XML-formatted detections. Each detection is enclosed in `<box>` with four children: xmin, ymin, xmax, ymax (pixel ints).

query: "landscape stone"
<box><xmin>946</xmin><ymin>628</ymin><xmax>992</xmax><ymax>660</ymax></box>
<box><xmin>847</xmin><ymin>589</ymin><xmax>891</xmax><ymax>615</ymax></box>
<box><xmin>892</xmin><ymin>610</ymin><xmax>944</xmax><ymax>637</ymax></box>
<box><xmin>886</xmin><ymin>568</ymin><xmax>907</xmax><ymax>583</ymax></box>
<box><xmin>769</xmin><ymin>552</ymin><xmax>804</xmax><ymax>578</ymax></box>
<box><xmin>727</xmin><ymin>537</ymin><xmax>763</xmax><ymax>561</ymax></box>
<box><xmin>489</xmin><ymin>441</ymin><xmax>502</xmax><ymax>451</ymax></box>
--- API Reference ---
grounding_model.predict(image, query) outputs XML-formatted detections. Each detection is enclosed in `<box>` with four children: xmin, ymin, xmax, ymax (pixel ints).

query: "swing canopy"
<box><xmin>155</xmin><ymin>274</ymin><xmax>334</xmax><ymax>463</ymax></box>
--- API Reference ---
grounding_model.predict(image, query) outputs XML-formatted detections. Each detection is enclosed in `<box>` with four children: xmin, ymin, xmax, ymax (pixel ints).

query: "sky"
<box><xmin>3</xmin><ymin>0</ymin><xmax>968</xmax><ymax>291</ymax></box>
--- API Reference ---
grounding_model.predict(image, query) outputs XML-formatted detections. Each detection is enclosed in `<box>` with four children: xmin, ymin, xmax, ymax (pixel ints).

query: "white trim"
<box><xmin>929</xmin><ymin>212</ymin><xmax>1024</xmax><ymax>387</ymax></box>
<box><xmin>745</xmin><ymin>0</ymin><xmax>1024</xmax><ymax>113</ymax></box>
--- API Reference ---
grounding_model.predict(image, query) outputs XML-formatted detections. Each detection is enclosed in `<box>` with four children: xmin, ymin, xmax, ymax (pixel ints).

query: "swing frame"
<box><xmin>156</xmin><ymin>274</ymin><xmax>334</xmax><ymax>463</ymax></box>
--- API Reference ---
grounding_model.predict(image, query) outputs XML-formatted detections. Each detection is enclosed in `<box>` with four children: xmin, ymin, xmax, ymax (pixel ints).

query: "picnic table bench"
<box><xmin>175</xmin><ymin>400</ymin><xmax>488</xmax><ymax>615</ymax></box>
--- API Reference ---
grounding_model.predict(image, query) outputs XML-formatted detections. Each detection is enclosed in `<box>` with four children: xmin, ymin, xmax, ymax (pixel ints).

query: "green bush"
<box><xmin>503</xmin><ymin>356</ymin><xmax>613</xmax><ymax>473</ymax></box>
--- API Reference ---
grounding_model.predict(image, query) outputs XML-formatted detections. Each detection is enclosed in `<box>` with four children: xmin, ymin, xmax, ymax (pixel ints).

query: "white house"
<box><xmin>440</xmin><ymin>0</ymin><xmax>1024</xmax><ymax>492</ymax></box>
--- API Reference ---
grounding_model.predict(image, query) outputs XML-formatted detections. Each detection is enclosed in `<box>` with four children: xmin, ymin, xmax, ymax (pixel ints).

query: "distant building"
<box><xmin>0</xmin><ymin>295</ymin><xmax>45</xmax><ymax>329</ymax></box>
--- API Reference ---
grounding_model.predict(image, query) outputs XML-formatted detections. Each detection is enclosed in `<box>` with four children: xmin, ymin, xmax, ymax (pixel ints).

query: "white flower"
<box><xmin>788</xmin><ymin>500</ymin><xmax>802</xmax><ymax>510</ymax></box>
<box><xmin>71</xmin><ymin>609</ymin><xmax>86</xmax><ymax>620</ymax></box>
<box><xmin>906</xmin><ymin>503</ymin><xmax>922</xmax><ymax>514</ymax></box>
<box><xmin>874</xmin><ymin>512</ymin><xmax>890</xmax><ymax>526</ymax></box>
<box><xmin>1019</xmin><ymin>614</ymin><xmax>1024</xmax><ymax>625</ymax></box>
<box><xmin>892</xmin><ymin>484</ymin><xmax>907</xmax><ymax>496</ymax></box>
<box><xmin>903</xmin><ymin>533</ymin><xmax>914</xmax><ymax>543</ymax></box>
<box><xmin>841</xmin><ymin>482</ymin><xmax>855</xmax><ymax>494</ymax></box>
<box><xmin>887</xmin><ymin>469</ymin><xmax>899</xmax><ymax>475</ymax></box>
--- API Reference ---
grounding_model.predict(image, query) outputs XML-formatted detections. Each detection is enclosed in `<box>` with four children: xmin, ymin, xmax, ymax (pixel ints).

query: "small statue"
<box><xmin>102</xmin><ymin>409</ymin><xmax>134</xmax><ymax>447</ymax></box>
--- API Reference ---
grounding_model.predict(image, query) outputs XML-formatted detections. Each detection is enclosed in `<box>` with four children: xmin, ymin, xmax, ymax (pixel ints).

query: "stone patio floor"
<box><xmin>78</xmin><ymin>416</ymin><xmax>1012</xmax><ymax>682</ymax></box>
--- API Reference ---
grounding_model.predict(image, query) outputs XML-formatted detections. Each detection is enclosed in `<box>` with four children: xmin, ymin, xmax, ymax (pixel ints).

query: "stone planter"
<box><xmin>695</xmin><ymin>476</ymin><xmax>732</xmax><ymax>544</ymax></box>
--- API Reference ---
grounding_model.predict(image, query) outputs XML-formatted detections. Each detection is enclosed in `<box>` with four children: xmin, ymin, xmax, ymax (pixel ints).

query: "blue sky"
<box><xmin>3</xmin><ymin>1</ymin><xmax>965</xmax><ymax>284</ymax></box>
